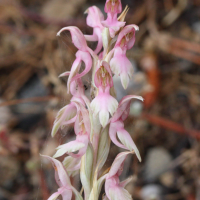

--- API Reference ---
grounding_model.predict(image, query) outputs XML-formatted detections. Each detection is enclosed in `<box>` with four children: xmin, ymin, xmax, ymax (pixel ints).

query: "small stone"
<box><xmin>141</xmin><ymin>184</ymin><xmax>162</xmax><ymax>200</ymax></box>
<box><xmin>144</xmin><ymin>147</ymin><xmax>172</xmax><ymax>181</ymax></box>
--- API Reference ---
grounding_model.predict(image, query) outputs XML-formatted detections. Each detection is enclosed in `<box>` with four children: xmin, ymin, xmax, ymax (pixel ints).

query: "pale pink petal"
<box><xmin>115</xmin><ymin>24</ymin><xmax>139</xmax><ymax>50</ymax></box>
<box><xmin>70</xmin><ymin>51</ymin><xmax>92</xmax><ymax>83</ymax></box>
<box><xmin>57</xmin><ymin>26</ymin><xmax>88</xmax><ymax>52</ymax></box>
<box><xmin>53</xmin><ymin>134</ymin><xmax>89</xmax><ymax>158</ymax></box>
<box><xmin>86</xmin><ymin>6</ymin><xmax>104</xmax><ymax>28</ymax></box>
<box><xmin>120</xmin><ymin>95</ymin><xmax>144</xmax><ymax>106</ymax></box>
<box><xmin>108</xmin><ymin>151</ymin><xmax>131</xmax><ymax>178</ymax></box>
<box><xmin>47</xmin><ymin>191</ymin><xmax>61</xmax><ymax>200</ymax></box>
<box><xmin>110</xmin><ymin>47</ymin><xmax>134</xmax><ymax>89</ymax></box>
<box><xmin>91</xmin><ymin>87</ymin><xmax>118</xmax><ymax>127</ymax></box>
<box><xmin>61</xmin><ymin>189</ymin><xmax>73</xmax><ymax>200</ymax></box>
<box><xmin>93</xmin><ymin>28</ymin><xmax>103</xmax><ymax>54</ymax></box>
<box><xmin>99</xmin><ymin>109</ymin><xmax>109</xmax><ymax>128</ymax></box>
<box><xmin>110</xmin><ymin>120</ymin><xmax>141</xmax><ymax>161</ymax></box>
<box><xmin>108</xmin><ymin>186</ymin><xmax>132</xmax><ymax>200</ymax></box>
<box><xmin>53</xmin><ymin>141</ymin><xmax>85</xmax><ymax>158</ymax></box>
<box><xmin>41</xmin><ymin>155</ymin><xmax>71</xmax><ymax>187</ymax></box>
<box><xmin>117</xmin><ymin>128</ymin><xmax>141</xmax><ymax>162</ymax></box>
<box><xmin>119</xmin><ymin>176</ymin><xmax>133</xmax><ymax>188</ymax></box>
<box><xmin>69</xmin><ymin>79</ymin><xmax>85</xmax><ymax>97</ymax></box>
<box><xmin>111</xmin><ymin>95</ymin><xmax>143</xmax><ymax>122</ymax></box>
<box><xmin>72</xmin><ymin>102</ymin><xmax>90</xmax><ymax>135</ymax></box>
<box><xmin>109</xmin><ymin>122</ymin><xmax>125</xmax><ymax>149</ymax></box>
<box><xmin>51</xmin><ymin>103</ymin><xmax>77</xmax><ymax>137</ymax></box>
<box><xmin>67</xmin><ymin>56</ymin><xmax>81</xmax><ymax>93</ymax></box>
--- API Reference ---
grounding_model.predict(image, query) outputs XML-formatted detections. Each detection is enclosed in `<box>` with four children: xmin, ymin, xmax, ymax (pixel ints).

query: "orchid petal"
<box><xmin>61</xmin><ymin>189</ymin><xmax>73</xmax><ymax>200</ymax></box>
<box><xmin>94</xmin><ymin>29</ymin><xmax>103</xmax><ymax>54</ymax></box>
<box><xmin>67</xmin><ymin>56</ymin><xmax>81</xmax><ymax>93</ymax></box>
<box><xmin>115</xmin><ymin>24</ymin><xmax>139</xmax><ymax>50</ymax></box>
<box><xmin>111</xmin><ymin>95</ymin><xmax>143</xmax><ymax>122</ymax></box>
<box><xmin>41</xmin><ymin>155</ymin><xmax>71</xmax><ymax>187</ymax></box>
<box><xmin>109</xmin><ymin>122</ymin><xmax>125</xmax><ymax>149</ymax></box>
<box><xmin>51</xmin><ymin>103</ymin><xmax>77</xmax><ymax>137</ymax></box>
<box><xmin>57</xmin><ymin>26</ymin><xmax>88</xmax><ymax>52</ymax></box>
<box><xmin>71</xmin><ymin>51</ymin><xmax>92</xmax><ymax>83</ymax></box>
<box><xmin>47</xmin><ymin>191</ymin><xmax>61</xmax><ymax>200</ymax></box>
<box><xmin>53</xmin><ymin>141</ymin><xmax>85</xmax><ymax>158</ymax></box>
<box><xmin>108</xmin><ymin>186</ymin><xmax>132</xmax><ymax>200</ymax></box>
<box><xmin>91</xmin><ymin>87</ymin><xmax>118</xmax><ymax>127</ymax></box>
<box><xmin>86</xmin><ymin>6</ymin><xmax>104</xmax><ymax>28</ymax></box>
<box><xmin>99</xmin><ymin>109</ymin><xmax>109</xmax><ymax>128</ymax></box>
<box><xmin>119</xmin><ymin>176</ymin><xmax>133</xmax><ymax>188</ymax></box>
<box><xmin>110</xmin><ymin>47</ymin><xmax>134</xmax><ymax>89</ymax></box>
<box><xmin>54</xmin><ymin>134</ymin><xmax>89</xmax><ymax>158</ymax></box>
<box><xmin>108</xmin><ymin>151</ymin><xmax>132</xmax><ymax>178</ymax></box>
<box><xmin>117</xmin><ymin>128</ymin><xmax>141</xmax><ymax>162</ymax></box>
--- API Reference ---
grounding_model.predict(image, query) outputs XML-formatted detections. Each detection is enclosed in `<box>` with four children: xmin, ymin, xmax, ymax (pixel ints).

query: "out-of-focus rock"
<box><xmin>141</xmin><ymin>184</ymin><xmax>162</xmax><ymax>200</ymax></box>
<box><xmin>130</xmin><ymin>101</ymin><xmax>143</xmax><ymax>117</ymax></box>
<box><xmin>41</xmin><ymin>0</ymin><xmax>86</xmax><ymax>20</ymax></box>
<box><xmin>144</xmin><ymin>147</ymin><xmax>172</xmax><ymax>181</ymax></box>
<box><xmin>159</xmin><ymin>171</ymin><xmax>174</xmax><ymax>187</ymax></box>
<box><xmin>0</xmin><ymin>99</ymin><xmax>12</xmax><ymax>125</ymax></box>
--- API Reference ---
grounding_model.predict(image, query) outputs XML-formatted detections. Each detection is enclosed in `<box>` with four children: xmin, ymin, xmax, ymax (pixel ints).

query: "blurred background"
<box><xmin>0</xmin><ymin>0</ymin><xmax>200</xmax><ymax>199</ymax></box>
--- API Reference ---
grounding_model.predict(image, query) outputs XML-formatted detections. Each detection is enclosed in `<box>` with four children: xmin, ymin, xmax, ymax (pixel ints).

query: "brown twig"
<box><xmin>0</xmin><ymin>96</ymin><xmax>57</xmax><ymax>107</ymax></box>
<box><xmin>141</xmin><ymin>112</ymin><xmax>200</xmax><ymax>140</ymax></box>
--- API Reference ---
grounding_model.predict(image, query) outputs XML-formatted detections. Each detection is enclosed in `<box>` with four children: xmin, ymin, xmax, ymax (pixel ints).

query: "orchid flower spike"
<box><xmin>91</xmin><ymin>61</ymin><xmax>118</xmax><ymax>127</ymax></box>
<box><xmin>102</xmin><ymin>0</ymin><xmax>125</xmax><ymax>38</ymax></box>
<box><xmin>53</xmin><ymin>103</ymin><xmax>90</xmax><ymax>158</ymax></box>
<box><xmin>85</xmin><ymin>6</ymin><xmax>104</xmax><ymax>54</ymax></box>
<box><xmin>47</xmin><ymin>1</ymin><xmax>143</xmax><ymax>199</ymax></box>
<box><xmin>110</xmin><ymin>25</ymin><xmax>139</xmax><ymax>89</ymax></box>
<box><xmin>105</xmin><ymin>151</ymin><xmax>133</xmax><ymax>200</ymax></box>
<box><xmin>41</xmin><ymin>155</ymin><xmax>82</xmax><ymax>200</ymax></box>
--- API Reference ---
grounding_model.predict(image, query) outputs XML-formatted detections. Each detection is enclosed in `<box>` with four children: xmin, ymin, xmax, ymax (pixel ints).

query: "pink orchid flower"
<box><xmin>51</xmin><ymin>78</ymin><xmax>87</xmax><ymax>137</ymax></box>
<box><xmin>110</xmin><ymin>25</ymin><xmax>139</xmax><ymax>89</ymax></box>
<box><xmin>41</xmin><ymin>155</ymin><xmax>82</xmax><ymax>200</ymax></box>
<box><xmin>101</xmin><ymin>0</ymin><xmax>125</xmax><ymax>38</ymax></box>
<box><xmin>53</xmin><ymin>103</ymin><xmax>90</xmax><ymax>158</ymax></box>
<box><xmin>57</xmin><ymin>26</ymin><xmax>93</xmax><ymax>93</ymax></box>
<box><xmin>109</xmin><ymin>95</ymin><xmax>143</xmax><ymax>161</ymax></box>
<box><xmin>91</xmin><ymin>61</ymin><xmax>118</xmax><ymax>127</ymax></box>
<box><xmin>85</xmin><ymin>6</ymin><xmax>104</xmax><ymax>54</ymax></box>
<box><xmin>105</xmin><ymin>151</ymin><xmax>133</xmax><ymax>200</ymax></box>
